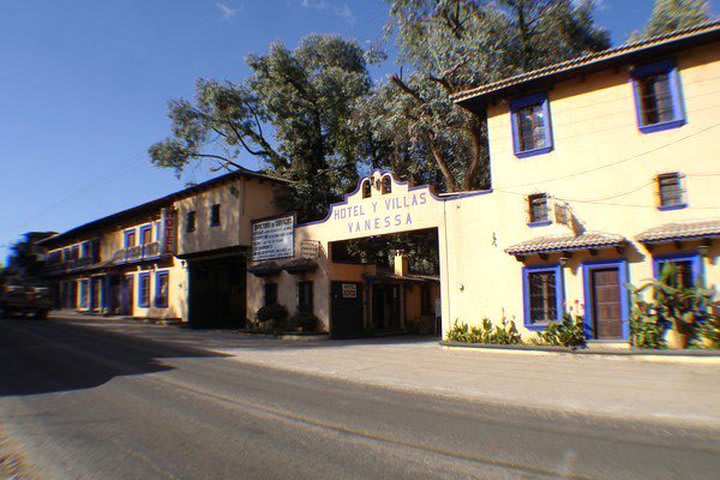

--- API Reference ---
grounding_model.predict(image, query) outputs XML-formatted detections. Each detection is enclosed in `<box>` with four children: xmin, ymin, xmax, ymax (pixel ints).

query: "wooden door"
<box><xmin>122</xmin><ymin>276</ymin><xmax>134</xmax><ymax>316</ymax></box>
<box><xmin>590</xmin><ymin>268</ymin><xmax>622</xmax><ymax>339</ymax></box>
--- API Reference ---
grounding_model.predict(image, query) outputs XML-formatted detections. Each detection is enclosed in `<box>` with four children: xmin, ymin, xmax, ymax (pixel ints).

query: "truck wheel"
<box><xmin>34</xmin><ymin>310</ymin><xmax>49</xmax><ymax>320</ymax></box>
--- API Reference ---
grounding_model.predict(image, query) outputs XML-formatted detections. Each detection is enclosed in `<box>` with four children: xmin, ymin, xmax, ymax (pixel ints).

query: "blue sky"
<box><xmin>0</xmin><ymin>0</ymin><xmax>715</xmax><ymax>261</ymax></box>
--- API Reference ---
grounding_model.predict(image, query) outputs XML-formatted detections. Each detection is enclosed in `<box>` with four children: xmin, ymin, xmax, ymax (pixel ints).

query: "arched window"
<box><xmin>361</xmin><ymin>179</ymin><xmax>371</xmax><ymax>199</ymax></box>
<box><xmin>381</xmin><ymin>176</ymin><xmax>392</xmax><ymax>195</ymax></box>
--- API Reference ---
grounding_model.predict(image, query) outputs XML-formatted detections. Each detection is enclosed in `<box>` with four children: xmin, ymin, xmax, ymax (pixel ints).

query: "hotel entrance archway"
<box><xmin>328</xmin><ymin>227</ymin><xmax>441</xmax><ymax>339</ymax></box>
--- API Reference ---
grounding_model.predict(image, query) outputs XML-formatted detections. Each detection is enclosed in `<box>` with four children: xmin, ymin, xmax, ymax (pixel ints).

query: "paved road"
<box><xmin>1</xmin><ymin>318</ymin><xmax>719</xmax><ymax>480</ymax></box>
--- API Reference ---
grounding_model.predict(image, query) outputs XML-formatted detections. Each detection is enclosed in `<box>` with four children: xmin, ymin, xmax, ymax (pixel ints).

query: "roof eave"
<box><xmin>454</xmin><ymin>25</ymin><xmax>720</xmax><ymax>113</ymax></box>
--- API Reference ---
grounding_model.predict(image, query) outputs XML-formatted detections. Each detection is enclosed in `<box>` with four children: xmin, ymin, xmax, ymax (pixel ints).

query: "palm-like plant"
<box><xmin>627</xmin><ymin>262</ymin><xmax>716</xmax><ymax>341</ymax></box>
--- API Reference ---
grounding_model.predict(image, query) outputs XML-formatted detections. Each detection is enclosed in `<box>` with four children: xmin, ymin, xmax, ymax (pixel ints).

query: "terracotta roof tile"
<box><xmin>505</xmin><ymin>232</ymin><xmax>627</xmax><ymax>256</ymax></box>
<box><xmin>453</xmin><ymin>21</ymin><xmax>720</xmax><ymax>104</ymax></box>
<box><xmin>636</xmin><ymin>219</ymin><xmax>720</xmax><ymax>244</ymax></box>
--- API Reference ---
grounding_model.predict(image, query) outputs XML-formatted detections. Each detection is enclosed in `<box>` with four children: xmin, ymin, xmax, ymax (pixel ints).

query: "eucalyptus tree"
<box><xmin>149</xmin><ymin>35</ymin><xmax>372</xmax><ymax>221</ymax></box>
<box><xmin>365</xmin><ymin>0</ymin><xmax>610</xmax><ymax>192</ymax></box>
<box><xmin>631</xmin><ymin>0</ymin><xmax>713</xmax><ymax>41</ymax></box>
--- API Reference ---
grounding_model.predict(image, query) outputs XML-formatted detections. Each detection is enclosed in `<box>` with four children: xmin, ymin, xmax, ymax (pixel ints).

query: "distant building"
<box><xmin>39</xmin><ymin>170</ymin><xmax>287</xmax><ymax>326</ymax></box>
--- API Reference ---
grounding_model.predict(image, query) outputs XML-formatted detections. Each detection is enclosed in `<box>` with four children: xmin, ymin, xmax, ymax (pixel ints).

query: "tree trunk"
<box><xmin>463</xmin><ymin>117</ymin><xmax>484</xmax><ymax>191</ymax></box>
<box><xmin>428</xmin><ymin>140</ymin><xmax>458</xmax><ymax>192</ymax></box>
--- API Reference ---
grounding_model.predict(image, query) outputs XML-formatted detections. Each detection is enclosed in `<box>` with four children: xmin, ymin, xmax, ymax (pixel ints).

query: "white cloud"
<box><xmin>300</xmin><ymin>0</ymin><xmax>356</xmax><ymax>25</ymax></box>
<box><xmin>216</xmin><ymin>2</ymin><xmax>238</xmax><ymax>21</ymax></box>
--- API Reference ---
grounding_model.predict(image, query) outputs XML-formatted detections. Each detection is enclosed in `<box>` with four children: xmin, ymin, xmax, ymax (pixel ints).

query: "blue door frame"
<box><xmin>582</xmin><ymin>259</ymin><xmax>630</xmax><ymax>339</ymax></box>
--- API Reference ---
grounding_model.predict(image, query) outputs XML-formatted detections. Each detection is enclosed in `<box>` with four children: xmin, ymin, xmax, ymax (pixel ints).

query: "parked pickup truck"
<box><xmin>0</xmin><ymin>283</ymin><xmax>53</xmax><ymax>319</ymax></box>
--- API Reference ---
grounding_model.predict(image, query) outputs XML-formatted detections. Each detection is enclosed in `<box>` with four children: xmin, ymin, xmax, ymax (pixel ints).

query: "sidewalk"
<box><xmin>58</xmin><ymin>316</ymin><xmax>720</xmax><ymax>430</ymax></box>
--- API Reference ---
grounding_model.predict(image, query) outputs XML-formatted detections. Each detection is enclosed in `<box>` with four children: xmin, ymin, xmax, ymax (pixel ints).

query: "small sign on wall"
<box><xmin>300</xmin><ymin>240</ymin><xmax>320</xmax><ymax>259</ymax></box>
<box><xmin>341</xmin><ymin>283</ymin><xmax>358</xmax><ymax>299</ymax></box>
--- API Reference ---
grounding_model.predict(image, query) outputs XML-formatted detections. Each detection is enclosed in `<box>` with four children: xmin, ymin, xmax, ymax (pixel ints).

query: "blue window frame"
<box><xmin>155</xmin><ymin>271</ymin><xmax>169</xmax><ymax>308</ymax></box>
<box><xmin>653</xmin><ymin>253</ymin><xmax>703</xmax><ymax>288</ymax></box>
<box><xmin>124</xmin><ymin>229</ymin><xmax>137</xmax><ymax>248</ymax></box>
<box><xmin>522</xmin><ymin>264</ymin><xmax>564</xmax><ymax>330</ymax></box>
<box><xmin>139</xmin><ymin>224</ymin><xmax>152</xmax><ymax>245</ymax></box>
<box><xmin>582</xmin><ymin>259</ymin><xmax>631</xmax><ymax>339</ymax></box>
<box><xmin>79</xmin><ymin>279</ymin><xmax>89</xmax><ymax>308</ymax></box>
<box><xmin>510</xmin><ymin>93</ymin><xmax>554</xmax><ymax>158</ymax></box>
<box><xmin>138</xmin><ymin>272</ymin><xmax>151</xmax><ymax>308</ymax></box>
<box><xmin>81</xmin><ymin>241</ymin><xmax>91</xmax><ymax>259</ymax></box>
<box><xmin>631</xmin><ymin>59</ymin><xmax>686</xmax><ymax>134</ymax></box>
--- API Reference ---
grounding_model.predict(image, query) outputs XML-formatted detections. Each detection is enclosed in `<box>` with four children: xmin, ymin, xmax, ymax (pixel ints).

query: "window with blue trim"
<box><xmin>81</xmin><ymin>241</ymin><xmax>91</xmax><ymax>259</ymax></box>
<box><xmin>155</xmin><ymin>271</ymin><xmax>169</xmax><ymax>308</ymax></box>
<box><xmin>631</xmin><ymin>59</ymin><xmax>685</xmax><ymax>133</ymax></box>
<box><xmin>124</xmin><ymin>229</ymin><xmax>136</xmax><ymax>248</ymax></box>
<box><xmin>139</xmin><ymin>224</ymin><xmax>152</xmax><ymax>245</ymax></box>
<box><xmin>523</xmin><ymin>265</ymin><xmax>564</xmax><ymax>327</ymax></box>
<box><xmin>138</xmin><ymin>272</ymin><xmax>151</xmax><ymax>308</ymax></box>
<box><xmin>510</xmin><ymin>93</ymin><xmax>553</xmax><ymax>157</ymax></box>
<box><xmin>79</xmin><ymin>279</ymin><xmax>89</xmax><ymax>308</ymax></box>
<box><xmin>654</xmin><ymin>254</ymin><xmax>702</xmax><ymax>288</ymax></box>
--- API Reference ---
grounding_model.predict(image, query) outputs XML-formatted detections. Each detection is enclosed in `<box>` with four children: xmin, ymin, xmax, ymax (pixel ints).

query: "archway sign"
<box><xmin>297</xmin><ymin>170</ymin><xmax>445</xmax><ymax>241</ymax></box>
<box><xmin>292</xmin><ymin>170</ymin><xmax>450</xmax><ymax>338</ymax></box>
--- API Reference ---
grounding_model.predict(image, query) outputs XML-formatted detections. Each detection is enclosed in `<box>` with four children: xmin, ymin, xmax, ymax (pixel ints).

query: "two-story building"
<box><xmin>246</xmin><ymin>22</ymin><xmax>720</xmax><ymax>342</ymax></box>
<box><xmin>40</xmin><ymin>169</ymin><xmax>288</xmax><ymax>326</ymax></box>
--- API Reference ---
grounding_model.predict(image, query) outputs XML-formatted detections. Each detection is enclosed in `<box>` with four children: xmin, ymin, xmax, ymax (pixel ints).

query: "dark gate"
<box><xmin>188</xmin><ymin>257</ymin><xmax>247</xmax><ymax>328</ymax></box>
<box><xmin>330</xmin><ymin>282</ymin><xmax>364</xmax><ymax>339</ymax></box>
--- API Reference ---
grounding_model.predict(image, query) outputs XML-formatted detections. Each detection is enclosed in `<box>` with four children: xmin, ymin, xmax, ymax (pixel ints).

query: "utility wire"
<box><xmin>501</xmin><ymin>120</ymin><xmax>720</xmax><ymax>190</ymax></box>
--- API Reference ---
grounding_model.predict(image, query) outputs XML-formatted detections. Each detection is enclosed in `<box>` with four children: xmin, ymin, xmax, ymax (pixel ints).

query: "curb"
<box><xmin>440</xmin><ymin>341</ymin><xmax>720</xmax><ymax>357</ymax></box>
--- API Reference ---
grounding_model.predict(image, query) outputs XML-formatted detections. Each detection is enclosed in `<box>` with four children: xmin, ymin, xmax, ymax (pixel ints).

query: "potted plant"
<box><xmin>628</xmin><ymin>263</ymin><xmax>716</xmax><ymax>349</ymax></box>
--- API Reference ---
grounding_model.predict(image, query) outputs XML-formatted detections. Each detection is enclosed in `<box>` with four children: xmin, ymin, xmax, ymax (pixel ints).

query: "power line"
<box><xmin>501</xmin><ymin>120</ymin><xmax>720</xmax><ymax>190</ymax></box>
<box><xmin>0</xmin><ymin>155</ymin><xmax>145</xmax><ymax>237</ymax></box>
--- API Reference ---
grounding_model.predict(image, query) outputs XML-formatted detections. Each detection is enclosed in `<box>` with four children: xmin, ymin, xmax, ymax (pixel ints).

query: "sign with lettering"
<box><xmin>252</xmin><ymin>215</ymin><xmax>295</xmax><ymax>261</ymax></box>
<box><xmin>301</xmin><ymin>240</ymin><xmax>320</xmax><ymax>259</ymax></box>
<box><xmin>341</xmin><ymin>283</ymin><xmax>357</xmax><ymax>299</ymax></box>
<box><xmin>161</xmin><ymin>208</ymin><xmax>176</xmax><ymax>255</ymax></box>
<box><xmin>332</xmin><ymin>191</ymin><xmax>430</xmax><ymax>235</ymax></box>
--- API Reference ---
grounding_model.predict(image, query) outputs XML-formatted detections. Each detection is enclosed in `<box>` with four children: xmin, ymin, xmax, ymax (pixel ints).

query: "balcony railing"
<box><xmin>112</xmin><ymin>241</ymin><xmax>163</xmax><ymax>265</ymax></box>
<box><xmin>44</xmin><ymin>257</ymin><xmax>95</xmax><ymax>275</ymax></box>
<box><xmin>43</xmin><ymin>242</ymin><xmax>166</xmax><ymax>276</ymax></box>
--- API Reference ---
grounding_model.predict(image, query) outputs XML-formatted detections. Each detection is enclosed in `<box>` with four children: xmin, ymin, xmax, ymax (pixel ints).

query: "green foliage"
<box><xmin>361</xmin><ymin>0</ymin><xmax>610</xmax><ymax>192</ymax></box>
<box><xmin>150</xmin><ymin>35</ymin><xmax>372</xmax><ymax>222</ymax></box>
<box><xmin>5</xmin><ymin>232</ymin><xmax>54</xmax><ymax>281</ymax></box>
<box><xmin>630</xmin><ymin>0</ymin><xmax>712</xmax><ymax>41</ymax></box>
<box><xmin>696</xmin><ymin>312</ymin><xmax>720</xmax><ymax>349</ymax></box>
<box><xmin>335</xmin><ymin>229</ymin><xmax>440</xmax><ymax>275</ymax></box>
<box><xmin>533</xmin><ymin>312</ymin><xmax>588</xmax><ymax>348</ymax></box>
<box><xmin>445</xmin><ymin>313</ymin><xmax>522</xmax><ymax>345</ymax></box>
<box><xmin>255</xmin><ymin>304</ymin><xmax>289</xmax><ymax>333</ymax></box>
<box><xmin>289</xmin><ymin>311</ymin><xmax>319</xmax><ymax>333</ymax></box>
<box><xmin>628</xmin><ymin>299</ymin><xmax>667</xmax><ymax>349</ymax></box>
<box><xmin>628</xmin><ymin>263</ymin><xmax>716</xmax><ymax>334</ymax></box>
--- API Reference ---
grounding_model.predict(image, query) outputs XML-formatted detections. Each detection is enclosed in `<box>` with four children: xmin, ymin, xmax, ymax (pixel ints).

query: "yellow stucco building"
<box><xmin>247</xmin><ymin>22</ymin><xmax>720</xmax><ymax>341</ymax></box>
<box><xmin>41</xmin><ymin>23</ymin><xmax>720</xmax><ymax>343</ymax></box>
<box><xmin>40</xmin><ymin>170</ymin><xmax>288</xmax><ymax>326</ymax></box>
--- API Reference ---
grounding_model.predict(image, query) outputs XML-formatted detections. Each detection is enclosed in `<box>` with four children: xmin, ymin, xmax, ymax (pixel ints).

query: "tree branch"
<box><xmin>391</xmin><ymin>75</ymin><xmax>426</xmax><ymax>105</ymax></box>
